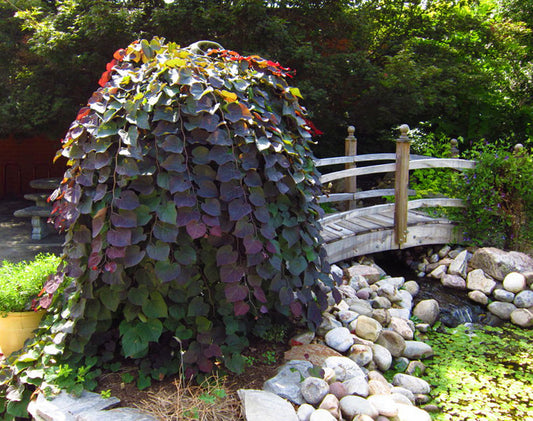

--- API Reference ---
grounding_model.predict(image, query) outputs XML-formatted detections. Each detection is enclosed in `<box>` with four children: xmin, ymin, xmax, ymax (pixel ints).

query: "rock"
<box><xmin>367</xmin><ymin>394</ymin><xmax>399</xmax><ymax>417</ymax></box>
<box><xmin>403</xmin><ymin>341</ymin><xmax>433</xmax><ymax>359</ymax></box>
<box><xmin>338</xmin><ymin>285</ymin><xmax>358</xmax><ymax>301</ymax></box>
<box><xmin>349</xmin><ymin>300</ymin><xmax>374</xmax><ymax>317</ymax></box>
<box><xmin>372</xmin><ymin>309</ymin><xmax>391</xmax><ymax>326</ymax></box>
<box><xmin>368</xmin><ymin>370</ymin><xmax>388</xmax><ymax>383</ymax></box>
<box><xmin>317</xmin><ymin>313</ymin><xmax>342</xmax><ymax>336</ymax></box>
<box><xmin>503</xmin><ymin>272</ymin><xmax>527</xmax><ymax>293</ymax></box>
<box><xmin>353</xmin><ymin>416</ymin><xmax>375</xmax><ymax>421</ymax></box>
<box><xmin>403</xmin><ymin>281</ymin><xmax>420</xmax><ymax>296</ymax></box>
<box><xmin>468</xmin><ymin>290</ymin><xmax>489</xmax><ymax>305</ymax></box>
<box><xmin>329</xmin><ymin>382</ymin><xmax>349</xmax><ymax>400</ymax></box>
<box><xmin>309</xmin><ymin>409</ymin><xmax>337</xmax><ymax>421</ymax></box>
<box><xmin>388</xmin><ymin>308</ymin><xmax>411</xmax><ymax>320</ymax></box>
<box><xmin>429</xmin><ymin>265</ymin><xmax>447</xmax><ymax>279</ymax></box>
<box><xmin>514</xmin><ymin>290</ymin><xmax>533</xmax><ymax>308</ymax></box>
<box><xmin>448</xmin><ymin>250</ymin><xmax>469</xmax><ymax>277</ymax></box>
<box><xmin>356</xmin><ymin>289</ymin><xmax>371</xmax><ymax>300</ymax></box>
<box><xmin>372</xmin><ymin>296</ymin><xmax>392</xmax><ymax>309</ymax></box>
<box><xmin>493</xmin><ymin>289</ymin><xmax>515</xmax><ymax>303</ymax></box>
<box><xmin>350</xmin><ymin>275</ymin><xmax>370</xmax><ymax>291</ymax></box>
<box><xmin>441</xmin><ymin>274</ymin><xmax>466</xmax><ymax>289</ymax></box>
<box><xmin>397</xmin><ymin>290</ymin><xmax>413</xmax><ymax>309</ymax></box>
<box><xmin>393</xmin><ymin>357</ymin><xmax>409</xmax><ymax>373</ymax></box>
<box><xmin>525</xmin><ymin>271</ymin><xmax>533</xmax><ymax>287</ymax></box>
<box><xmin>396</xmin><ymin>403</ymin><xmax>431</xmax><ymax>421</ymax></box>
<box><xmin>342</xmin><ymin>375</ymin><xmax>370</xmax><ymax>397</ymax></box>
<box><xmin>238</xmin><ymin>389</ymin><xmax>298</xmax><ymax>421</ymax></box>
<box><xmin>487</xmin><ymin>301</ymin><xmax>517</xmax><ymax>320</ymax></box>
<box><xmin>290</xmin><ymin>331</ymin><xmax>316</xmax><ymax>346</ymax></box>
<box><xmin>323</xmin><ymin>367</ymin><xmax>336</xmax><ymax>384</ymax></box>
<box><xmin>391</xmin><ymin>387</ymin><xmax>416</xmax><ymax>404</ymax></box>
<box><xmin>405</xmin><ymin>361</ymin><xmax>426</xmax><ymax>376</ymax></box>
<box><xmin>510</xmin><ymin>308</ymin><xmax>533</xmax><ymax>327</ymax></box>
<box><xmin>301</xmin><ymin>377</ymin><xmax>330</xmax><ymax>405</ymax></box>
<box><xmin>376</xmin><ymin>330</ymin><xmax>406</xmax><ymax>357</ymax></box>
<box><xmin>415</xmin><ymin>323</ymin><xmax>430</xmax><ymax>333</ymax></box>
<box><xmin>368</xmin><ymin>379</ymin><xmax>392</xmax><ymax>395</ymax></box>
<box><xmin>429</xmin><ymin>253</ymin><xmax>440</xmax><ymax>263</ymax></box>
<box><xmin>423</xmin><ymin>404</ymin><xmax>440</xmax><ymax>413</ymax></box>
<box><xmin>325</xmin><ymin>327</ymin><xmax>355</xmax><ymax>352</ymax></box>
<box><xmin>372</xmin><ymin>343</ymin><xmax>392</xmax><ymax>371</ymax></box>
<box><xmin>284</xmin><ymin>344</ymin><xmax>343</xmax><ymax>367</ymax></box>
<box><xmin>28</xmin><ymin>390</ymin><xmax>120</xmax><ymax>421</ymax></box>
<box><xmin>389</xmin><ymin>317</ymin><xmax>414</xmax><ymax>340</ymax></box>
<box><xmin>392</xmin><ymin>374</ymin><xmax>431</xmax><ymax>395</ymax></box>
<box><xmin>391</xmin><ymin>392</ymin><xmax>414</xmax><ymax>406</ymax></box>
<box><xmin>348</xmin><ymin>344</ymin><xmax>373</xmax><ymax>367</ymax></box>
<box><xmin>331</xmin><ymin>264</ymin><xmax>344</xmax><ymax>283</ymax></box>
<box><xmin>319</xmin><ymin>394</ymin><xmax>341</xmax><ymax>419</ymax></box>
<box><xmin>345</xmin><ymin>264</ymin><xmax>381</xmax><ymax>284</ymax></box>
<box><xmin>324</xmin><ymin>356</ymin><xmax>367</xmax><ymax>383</ymax></box>
<box><xmin>263</xmin><ymin>360</ymin><xmax>313</xmax><ymax>404</ymax></box>
<box><xmin>376</xmin><ymin>277</ymin><xmax>405</xmax><ymax>289</ymax></box>
<box><xmin>412</xmin><ymin>299</ymin><xmax>440</xmax><ymax>325</ymax></box>
<box><xmin>470</xmin><ymin>247</ymin><xmax>533</xmax><ymax>280</ymax></box>
<box><xmin>339</xmin><ymin>395</ymin><xmax>379</xmax><ymax>419</ymax></box>
<box><xmin>337</xmin><ymin>309</ymin><xmax>359</xmax><ymax>324</ymax></box>
<box><xmin>78</xmin><ymin>408</ymin><xmax>157</xmax><ymax>421</ymax></box>
<box><xmin>438</xmin><ymin>245</ymin><xmax>451</xmax><ymax>258</ymax></box>
<box><xmin>297</xmin><ymin>403</ymin><xmax>315</xmax><ymax>421</ymax></box>
<box><xmin>354</xmin><ymin>315</ymin><xmax>383</xmax><ymax>342</ymax></box>
<box><xmin>466</xmin><ymin>269</ymin><xmax>496</xmax><ymax>294</ymax></box>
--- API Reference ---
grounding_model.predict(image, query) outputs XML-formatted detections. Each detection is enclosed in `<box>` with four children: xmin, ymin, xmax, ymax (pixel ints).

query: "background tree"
<box><xmin>2</xmin><ymin>0</ymin><xmax>532</xmax><ymax>154</ymax></box>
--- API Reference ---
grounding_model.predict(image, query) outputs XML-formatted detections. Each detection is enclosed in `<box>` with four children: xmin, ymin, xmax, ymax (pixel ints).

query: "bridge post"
<box><xmin>345</xmin><ymin>126</ymin><xmax>357</xmax><ymax>210</ymax></box>
<box><xmin>394</xmin><ymin>124</ymin><xmax>411</xmax><ymax>248</ymax></box>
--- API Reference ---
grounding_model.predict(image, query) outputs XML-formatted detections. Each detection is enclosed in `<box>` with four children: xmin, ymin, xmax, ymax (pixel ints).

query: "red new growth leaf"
<box><xmin>113</xmin><ymin>48</ymin><xmax>126</xmax><ymax>61</ymax></box>
<box><xmin>76</xmin><ymin>107</ymin><xmax>90</xmax><ymax>121</ymax></box>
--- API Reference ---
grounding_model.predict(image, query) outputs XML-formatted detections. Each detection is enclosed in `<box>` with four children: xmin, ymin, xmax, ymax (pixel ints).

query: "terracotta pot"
<box><xmin>0</xmin><ymin>311</ymin><xmax>44</xmax><ymax>357</ymax></box>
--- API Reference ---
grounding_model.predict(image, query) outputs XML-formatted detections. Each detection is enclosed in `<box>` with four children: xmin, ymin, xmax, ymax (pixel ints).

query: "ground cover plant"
<box><xmin>0</xmin><ymin>37</ymin><xmax>338</xmax><ymax>419</ymax></box>
<box><xmin>420</xmin><ymin>324</ymin><xmax>533</xmax><ymax>420</ymax></box>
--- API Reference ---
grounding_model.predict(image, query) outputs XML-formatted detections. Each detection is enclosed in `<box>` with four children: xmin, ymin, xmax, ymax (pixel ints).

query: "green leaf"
<box><xmin>128</xmin><ymin>285</ymin><xmax>149</xmax><ymax>306</ymax></box>
<box><xmin>142</xmin><ymin>291</ymin><xmax>168</xmax><ymax>318</ymax></box>
<box><xmin>100</xmin><ymin>286</ymin><xmax>121</xmax><ymax>311</ymax></box>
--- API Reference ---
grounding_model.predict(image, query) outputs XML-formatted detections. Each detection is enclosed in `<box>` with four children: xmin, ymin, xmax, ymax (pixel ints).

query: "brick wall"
<box><xmin>0</xmin><ymin>135</ymin><xmax>66</xmax><ymax>198</ymax></box>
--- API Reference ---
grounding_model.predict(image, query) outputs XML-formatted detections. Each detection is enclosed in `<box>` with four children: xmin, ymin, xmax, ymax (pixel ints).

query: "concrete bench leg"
<box><xmin>31</xmin><ymin>216</ymin><xmax>53</xmax><ymax>240</ymax></box>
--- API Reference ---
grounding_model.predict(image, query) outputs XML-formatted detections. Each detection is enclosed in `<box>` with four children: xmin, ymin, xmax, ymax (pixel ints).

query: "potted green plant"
<box><xmin>0</xmin><ymin>253</ymin><xmax>60</xmax><ymax>357</ymax></box>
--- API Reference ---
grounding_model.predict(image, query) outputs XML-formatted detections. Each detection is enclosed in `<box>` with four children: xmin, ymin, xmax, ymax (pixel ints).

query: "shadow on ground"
<box><xmin>0</xmin><ymin>198</ymin><xmax>63</xmax><ymax>263</ymax></box>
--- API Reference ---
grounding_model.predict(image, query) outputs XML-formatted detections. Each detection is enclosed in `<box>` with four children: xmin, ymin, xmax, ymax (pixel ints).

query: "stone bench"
<box><xmin>24</xmin><ymin>193</ymin><xmax>50</xmax><ymax>207</ymax></box>
<box><xmin>13</xmin><ymin>205</ymin><xmax>54</xmax><ymax>240</ymax></box>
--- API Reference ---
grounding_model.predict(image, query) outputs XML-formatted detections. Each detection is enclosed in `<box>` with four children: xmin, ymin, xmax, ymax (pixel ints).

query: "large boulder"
<box><xmin>469</xmin><ymin>248</ymin><xmax>533</xmax><ymax>281</ymax></box>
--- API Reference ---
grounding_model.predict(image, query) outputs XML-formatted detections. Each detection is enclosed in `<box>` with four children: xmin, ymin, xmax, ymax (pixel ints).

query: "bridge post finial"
<box><xmin>450</xmin><ymin>138</ymin><xmax>459</xmax><ymax>158</ymax></box>
<box><xmin>514</xmin><ymin>143</ymin><xmax>524</xmax><ymax>156</ymax></box>
<box><xmin>345</xmin><ymin>125</ymin><xmax>357</xmax><ymax>210</ymax></box>
<box><xmin>398</xmin><ymin>124</ymin><xmax>410</xmax><ymax>142</ymax></box>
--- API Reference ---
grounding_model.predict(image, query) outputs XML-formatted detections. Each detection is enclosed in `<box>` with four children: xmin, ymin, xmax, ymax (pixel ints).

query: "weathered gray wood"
<box><xmin>408</xmin><ymin>157</ymin><xmax>476</xmax><ymax>170</ymax></box>
<box><xmin>394</xmin><ymin>125</ymin><xmax>411</xmax><ymax>247</ymax></box>
<box><xmin>317</xmin><ymin>189</ymin><xmax>414</xmax><ymax>204</ymax></box>
<box><xmin>320</xmin><ymin>202</ymin><xmax>396</xmax><ymax>224</ymax></box>
<box><xmin>344</xmin><ymin>126</ymin><xmax>357</xmax><ymax>210</ymax></box>
<box><xmin>407</xmin><ymin>197</ymin><xmax>465</xmax><ymax>210</ymax></box>
<box><xmin>319</xmin><ymin>163</ymin><xmax>397</xmax><ymax>183</ymax></box>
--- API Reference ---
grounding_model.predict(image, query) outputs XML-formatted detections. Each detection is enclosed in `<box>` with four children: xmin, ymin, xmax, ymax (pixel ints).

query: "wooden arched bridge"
<box><xmin>316</xmin><ymin>125</ymin><xmax>476</xmax><ymax>263</ymax></box>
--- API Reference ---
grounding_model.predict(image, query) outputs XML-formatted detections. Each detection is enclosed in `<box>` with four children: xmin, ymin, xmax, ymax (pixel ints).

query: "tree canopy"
<box><xmin>1</xmin><ymin>0</ymin><xmax>532</xmax><ymax>154</ymax></box>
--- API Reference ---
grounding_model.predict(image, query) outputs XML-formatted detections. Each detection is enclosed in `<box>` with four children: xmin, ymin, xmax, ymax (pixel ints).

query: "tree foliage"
<box><xmin>1</xmin><ymin>0</ymin><xmax>531</xmax><ymax>153</ymax></box>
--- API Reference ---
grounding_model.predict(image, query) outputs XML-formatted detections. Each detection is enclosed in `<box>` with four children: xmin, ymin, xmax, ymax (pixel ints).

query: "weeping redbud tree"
<box><xmin>36</xmin><ymin>37</ymin><xmax>339</xmax><ymax>381</ymax></box>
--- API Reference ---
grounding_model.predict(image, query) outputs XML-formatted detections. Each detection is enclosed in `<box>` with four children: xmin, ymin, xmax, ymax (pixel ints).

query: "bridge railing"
<box><xmin>314</xmin><ymin>125</ymin><xmax>476</xmax><ymax>247</ymax></box>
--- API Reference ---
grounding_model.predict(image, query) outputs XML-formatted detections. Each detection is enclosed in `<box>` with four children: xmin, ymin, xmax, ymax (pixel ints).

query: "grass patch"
<box><xmin>420</xmin><ymin>324</ymin><xmax>533</xmax><ymax>420</ymax></box>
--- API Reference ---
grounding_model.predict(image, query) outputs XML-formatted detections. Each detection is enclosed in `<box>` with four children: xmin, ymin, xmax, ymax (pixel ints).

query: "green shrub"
<box><xmin>0</xmin><ymin>253</ymin><xmax>60</xmax><ymax>313</ymax></box>
<box><xmin>453</xmin><ymin>142</ymin><xmax>533</xmax><ymax>250</ymax></box>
